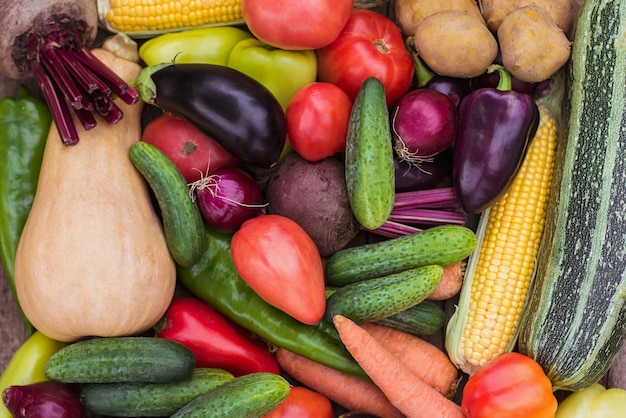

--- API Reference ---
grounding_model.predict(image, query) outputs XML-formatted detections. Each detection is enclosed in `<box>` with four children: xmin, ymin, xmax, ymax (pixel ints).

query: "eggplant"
<box><xmin>2</xmin><ymin>381</ymin><xmax>86</xmax><ymax>418</ymax></box>
<box><xmin>394</xmin><ymin>150</ymin><xmax>453</xmax><ymax>192</ymax></box>
<box><xmin>424</xmin><ymin>75</ymin><xmax>472</xmax><ymax>107</ymax></box>
<box><xmin>133</xmin><ymin>63</ymin><xmax>287</xmax><ymax>168</ymax></box>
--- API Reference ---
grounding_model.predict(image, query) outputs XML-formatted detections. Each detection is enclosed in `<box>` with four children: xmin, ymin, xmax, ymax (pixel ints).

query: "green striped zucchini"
<box><xmin>518</xmin><ymin>0</ymin><xmax>626</xmax><ymax>391</ymax></box>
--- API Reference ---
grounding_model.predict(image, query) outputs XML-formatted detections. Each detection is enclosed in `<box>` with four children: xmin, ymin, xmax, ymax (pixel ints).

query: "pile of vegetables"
<box><xmin>3</xmin><ymin>0</ymin><xmax>626</xmax><ymax>417</ymax></box>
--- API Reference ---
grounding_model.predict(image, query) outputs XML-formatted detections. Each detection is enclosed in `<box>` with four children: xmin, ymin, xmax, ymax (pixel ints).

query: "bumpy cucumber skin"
<box><xmin>129</xmin><ymin>141</ymin><xmax>205</xmax><ymax>268</ymax></box>
<box><xmin>169</xmin><ymin>372</ymin><xmax>290</xmax><ymax>418</ymax></box>
<box><xmin>81</xmin><ymin>368</ymin><xmax>234</xmax><ymax>417</ymax></box>
<box><xmin>324</xmin><ymin>265</ymin><xmax>443</xmax><ymax>324</ymax></box>
<box><xmin>345</xmin><ymin>77</ymin><xmax>395</xmax><ymax>230</ymax></box>
<box><xmin>325</xmin><ymin>224</ymin><xmax>477</xmax><ymax>286</ymax></box>
<box><xmin>44</xmin><ymin>337</ymin><xmax>195</xmax><ymax>384</ymax></box>
<box><xmin>374</xmin><ymin>300</ymin><xmax>446</xmax><ymax>336</ymax></box>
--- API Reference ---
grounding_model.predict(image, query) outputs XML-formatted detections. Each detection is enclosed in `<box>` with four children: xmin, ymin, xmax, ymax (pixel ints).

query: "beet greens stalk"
<box><xmin>0</xmin><ymin>1</ymin><xmax>138</xmax><ymax>145</ymax></box>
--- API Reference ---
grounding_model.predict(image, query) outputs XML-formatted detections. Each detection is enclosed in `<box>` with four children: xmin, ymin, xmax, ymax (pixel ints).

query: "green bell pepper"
<box><xmin>227</xmin><ymin>38</ymin><xmax>317</xmax><ymax>109</ymax></box>
<box><xmin>177</xmin><ymin>226</ymin><xmax>366</xmax><ymax>379</ymax></box>
<box><xmin>555</xmin><ymin>383</ymin><xmax>626</xmax><ymax>417</ymax></box>
<box><xmin>139</xmin><ymin>26</ymin><xmax>254</xmax><ymax>67</ymax></box>
<box><xmin>0</xmin><ymin>331</ymin><xmax>67</xmax><ymax>418</ymax></box>
<box><xmin>0</xmin><ymin>87</ymin><xmax>51</xmax><ymax>334</ymax></box>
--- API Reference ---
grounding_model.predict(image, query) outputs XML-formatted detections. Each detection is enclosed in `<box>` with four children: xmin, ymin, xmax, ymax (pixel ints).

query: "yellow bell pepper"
<box><xmin>0</xmin><ymin>332</ymin><xmax>67</xmax><ymax>418</ymax></box>
<box><xmin>556</xmin><ymin>383</ymin><xmax>626</xmax><ymax>418</ymax></box>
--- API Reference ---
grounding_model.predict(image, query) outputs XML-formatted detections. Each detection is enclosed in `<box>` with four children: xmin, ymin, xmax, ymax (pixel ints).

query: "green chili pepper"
<box><xmin>177</xmin><ymin>226</ymin><xmax>366</xmax><ymax>379</ymax></box>
<box><xmin>0</xmin><ymin>87</ymin><xmax>51</xmax><ymax>334</ymax></box>
<box><xmin>0</xmin><ymin>331</ymin><xmax>67</xmax><ymax>418</ymax></box>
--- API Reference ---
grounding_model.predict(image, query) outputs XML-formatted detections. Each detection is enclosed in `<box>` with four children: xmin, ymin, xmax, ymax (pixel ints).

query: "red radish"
<box><xmin>391</xmin><ymin>89</ymin><xmax>458</xmax><ymax>166</ymax></box>
<box><xmin>191</xmin><ymin>167</ymin><xmax>264</xmax><ymax>233</ymax></box>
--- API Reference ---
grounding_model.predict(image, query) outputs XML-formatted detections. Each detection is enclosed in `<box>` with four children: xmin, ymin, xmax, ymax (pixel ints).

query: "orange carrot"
<box><xmin>360</xmin><ymin>322</ymin><xmax>458</xmax><ymax>396</ymax></box>
<box><xmin>427</xmin><ymin>260</ymin><xmax>464</xmax><ymax>301</ymax></box>
<box><xmin>333</xmin><ymin>315</ymin><xmax>465</xmax><ymax>418</ymax></box>
<box><xmin>275</xmin><ymin>347</ymin><xmax>405</xmax><ymax>418</ymax></box>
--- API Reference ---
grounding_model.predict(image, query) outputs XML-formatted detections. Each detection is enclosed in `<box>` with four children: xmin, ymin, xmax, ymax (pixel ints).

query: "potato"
<box><xmin>480</xmin><ymin>0</ymin><xmax>572</xmax><ymax>33</ymax></box>
<box><xmin>265</xmin><ymin>153</ymin><xmax>359</xmax><ymax>257</ymax></box>
<box><xmin>413</xmin><ymin>10</ymin><xmax>498</xmax><ymax>78</ymax></box>
<box><xmin>498</xmin><ymin>5</ymin><xmax>571</xmax><ymax>83</ymax></box>
<box><xmin>395</xmin><ymin>0</ymin><xmax>483</xmax><ymax>36</ymax></box>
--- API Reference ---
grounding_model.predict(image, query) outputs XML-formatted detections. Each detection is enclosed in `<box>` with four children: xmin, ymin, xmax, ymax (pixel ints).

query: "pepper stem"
<box><xmin>488</xmin><ymin>64</ymin><xmax>513</xmax><ymax>92</ymax></box>
<box><xmin>406</xmin><ymin>37</ymin><xmax>435</xmax><ymax>87</ymax></box>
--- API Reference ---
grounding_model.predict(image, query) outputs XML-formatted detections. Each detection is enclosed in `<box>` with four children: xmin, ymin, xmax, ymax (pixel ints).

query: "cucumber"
<box><xmin>324</xmin><ymin>265</ymin><xmax>443</xmax><ymax>324</ymax></box>
<box><xmin>325</xmin><ymin>224</ymin><xmax>477</xmax><ymax>286</ymax></box>
<box><xmin>517</xmin><ymin>0</ymin><xmax>626</xmax><ymax>391</ymax></box>
<box><xmin>374</xmin><ymin>300</ymin><xmax>446</xmax><ymax>336</ymax></box>
<box><xmin>345</xmin><ymin>77</ymin><xmax>395</xmax><ymax>230</ymax></box>
<box><xmin>129</xmin><ymin>141</ymin><xmax>205</xmax><ymax>268</ymax></box>
<box><xmin>81</xmin><ymin>368</ymin><xmax>234</xmax><ymax>417</ymax></box>
<box><xmin>44</xmin><ymin>337</ymin><xmax>195</xmax><ymax>384</ymax></box>
<box><xmin>169</xmin><ymin>372</ymin><xmax>290</xmax><ymax>418</ymax></box>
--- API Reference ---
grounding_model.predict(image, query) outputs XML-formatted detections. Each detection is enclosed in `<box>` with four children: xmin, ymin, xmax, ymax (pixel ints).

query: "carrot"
<box><xmin>426</xmin><ymin>260</ymin><xmax>464</xmax><ymax>301</ymax></box>
<box><xmin>333</xmin><ymin>315</ymin><xmax>464</xmax><ymax>418</ymax></box>
<box><xmin>360</xmin><ymin>322</ymin><xmax>458</xmax><ymax>396</ymax></box>
<box><xmin>275</xmin><ymin>348</ymin><xmax>405</xmax><ymax>418</ymax></box>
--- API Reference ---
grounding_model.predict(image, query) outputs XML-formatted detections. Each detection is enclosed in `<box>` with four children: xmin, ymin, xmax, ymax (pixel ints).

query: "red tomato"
<box><xmin>230</xmin><ymin>214</ymin><xmax>326</xmax><ymax>325</ymax></box>
<box><xmin>263</xmin><ymin>386</ymin><xmax>333</xmax><ymax>418</ymax></box>
<box><xmin>241</xmin><ymin>0</ymin><xmax>352</xmax><ymax>50</ymax></box>
<box><xmin>142</xmin><ymin>112</ymin><xmax>239</xmax><ymax>183</ymax></box>
<box><xmin>285</xmin><ymin>82</ymin><xmax>352</xmax><ymax>162</ymax></box>
<box><xmin>316</xmin><ymin>9</ymin><xmax>415</xmax><ymax>107</ymax></box>
<box><xmin>461</xmin><ymin>352</ymin><xmax>558</xmax><ymax>418</ymax></box>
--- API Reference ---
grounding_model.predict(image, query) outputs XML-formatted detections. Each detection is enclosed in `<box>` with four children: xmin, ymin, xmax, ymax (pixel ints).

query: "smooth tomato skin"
<box><xmin>461</xmin><ymin>352</ymin><xmax>558</xmax><ymax>418</ymax></box>
<box><xmin>285</xmin><ymin>82</ymin><xmax>352</xmax><ymax>162</ymax></box>
<box><xmin>230</xmin><ymin>214</ymin><xmax>326</xmax><ymax>325</ymax></box>
<box><xmin>316</xmin><ymin>9</ymin><xmax>415</xmax><ymax>107</ymax></box>
<box><xmin>142</xmin><ymin>112</ymin><xmax>239</xmax><ymax>183</ymax></box>
<box><xmin>241</xmin><ymin>0</ymin><xmax>352</xmax><ymax>50</ymax></box>
<box><xmin>263</xmin><ymin>386</ymin><xmax>334</xmax><ymax>418</ymax></box>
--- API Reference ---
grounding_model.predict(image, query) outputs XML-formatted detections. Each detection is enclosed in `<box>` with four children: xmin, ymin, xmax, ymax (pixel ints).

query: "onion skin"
<box><xmin>0</xmin><ymin>0</ymin><xmax>98</xmax><ymax>80</ymax></box>
<box><xmin>2</xmin><ymin>381</ymin><xmax>86</xmax><ymax>418</ymax></box>
<box><xmin>194</xmin><ymin>167</ymin><xmax>264</xmax><ymax>233</ymax></box>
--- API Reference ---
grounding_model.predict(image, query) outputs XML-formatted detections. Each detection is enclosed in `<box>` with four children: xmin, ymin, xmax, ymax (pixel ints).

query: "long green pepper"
<box><xmin>0</xmin><ymin>87</ymin><xmax>51</xmax><ymax>334</ymax></box>
<box><xmin>177</xmin><ymin>226</ymin><xmax>367</xmax><ymax>379</ymax></box>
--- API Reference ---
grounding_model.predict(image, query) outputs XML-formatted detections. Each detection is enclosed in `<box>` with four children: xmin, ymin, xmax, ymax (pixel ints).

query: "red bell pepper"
<box><xmin>155</xmin><ymin>297</ymin><xmax>280</xmax><ymax>377</ymax></box>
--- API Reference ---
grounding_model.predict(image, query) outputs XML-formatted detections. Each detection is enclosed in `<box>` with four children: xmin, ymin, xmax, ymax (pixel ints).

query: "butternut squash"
<box><xmin>14</xmin><ymin>49</ymin><xmax>176</xmax><ymax>342</ymax></box>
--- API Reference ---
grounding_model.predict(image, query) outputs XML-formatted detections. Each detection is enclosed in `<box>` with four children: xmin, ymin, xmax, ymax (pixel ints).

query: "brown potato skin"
<box><xmin>480</xmin><ymin>0</ymin><xmax>572</xmax><ymax>33</ymax></box>
<box><xmin>413</xmin><ymin>10</ymin><xmax>498</xmax><ymax>79</ymax></box>
<box><xmin>498</xmin><ymin>5</ymin><xmax>571</xmax><ymax>83</ymax></box>
<box><xmin>395</xmin><ymin>0</ymin><xmax>483</xmax><ymax>36</ymax></box>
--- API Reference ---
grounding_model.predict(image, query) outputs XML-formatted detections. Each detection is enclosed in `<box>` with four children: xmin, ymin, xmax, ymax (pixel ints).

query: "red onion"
<box><xmin>2</xmin><ymin>381</ymin><xmax>86</xmax><ymax>418</ymax></box>
<box><xmin>191</xmin><ymin>167</ymin><xmax>265</xmax><ymax>233</ymax></box>
<box><xmin>391</xmin><ymin>89</ymin><xmax>458</xmax><ymax>167</ymax></box>
<box><xmin>0</xmin><ymin>0</ymin><xmax>138</xmax><ymax>145</ymax></box>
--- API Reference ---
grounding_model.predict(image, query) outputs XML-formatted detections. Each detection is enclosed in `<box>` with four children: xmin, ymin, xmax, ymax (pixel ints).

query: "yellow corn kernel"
<box><xmin>445</xmin><ymin>106</ymin><xmax>558</xmax><ymax>375</ymax></box>
<box><xmin>104</xmin><ymin>0</ymin><xmax>243</xmax><ymax>33</ymax></box>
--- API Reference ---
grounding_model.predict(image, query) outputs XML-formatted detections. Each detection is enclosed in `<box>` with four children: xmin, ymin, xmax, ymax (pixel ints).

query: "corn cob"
<box><xmin>445</xmin><ymin>105</ymin><xmax>558</xmax><ymax>375</ymax></box>
<box><xmin>98</xmin><ymin>0</ymin><xmax>243</xmax><ymax>36</ymax></box>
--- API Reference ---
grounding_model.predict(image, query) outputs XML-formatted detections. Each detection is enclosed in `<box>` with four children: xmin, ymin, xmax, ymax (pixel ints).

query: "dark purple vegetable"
<box><xmin>391</xmin><ymin>89</ymin><xmax>457</xmax><ymax>166</ymax></box>
<box><xmin>191</xmin><ymin>166</ymin><xmax>264</xmax><ymax>233</ymax></box>
<box><xmin>133</xmin><ymin>63</ymin><xmax>287</xmax><ymax>168</ymax></box>
<box><xmin>266</xmin><ymin>153</ymin><xmax>359</xmax><ymax>256</ymax></box>
<box><xmin>0</xmin><ymin>0</ymin><xmax>139</xmax><ymax>145</ymax></box>
<box><xmin>2</xmin><ymin>381</ymin><xmax>86</xmax><ymax>418</ymax></box>
<box><xmin>453</xmin><ymin>65</ymin><xmax>539</xmax><ymax>214</ymax></box>
<box><xmin>476</xmin><ymin>69</ymin><xmax>538</xmax><ymax>96</ymax></box>
<box><xmin>424</xmin><ymin>75</ymin><xmax>472</xmax><ymax>107</ymax></box>
<box><xmin>394</xmin><ymin>150</ymin><xmax>452</xmax><ymax>193</ymax></box>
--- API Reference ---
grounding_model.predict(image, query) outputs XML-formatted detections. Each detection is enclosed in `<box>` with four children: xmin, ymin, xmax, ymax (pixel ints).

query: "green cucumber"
<box><xmin>345</xmin><ymin>77</ymin><xmax>395</xmax><ymax>230</ymax></box>
<box><xmin>129</xmin><ymin>141</ymin><xmax>205</xmax><ymax>268</ymax></box>
<box><xmin>374</xmin><ymin>300</ymin><xmax>446</xmax><ymax>336</ymax></box>
<box><xmin>324</xmin><ymin>264</ymin><xmax>443</xmax><ymax>324</ymax></box>
<box><xmin>81</xmin><ymin>368</ymin><xmax>234</xmax><ymax>417</ymax></box>
<box><xmin>169</xmin><ymin>372</ymin><xmax>290</xmax><ymax>418</ymax></box>
<box><xmin>325</xmin><ymin>224</ymin><xmax>477</xmax><ymax>286</ymax></box>
<box><xmin>44</xmin><ymin>337</ymin><xmax>195</xmax><ymax>384</ymax></box>
<box><xmin>517</xmin><ymin>0</ymin><xmax>626</xmax><ymax>391</ymax></box>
